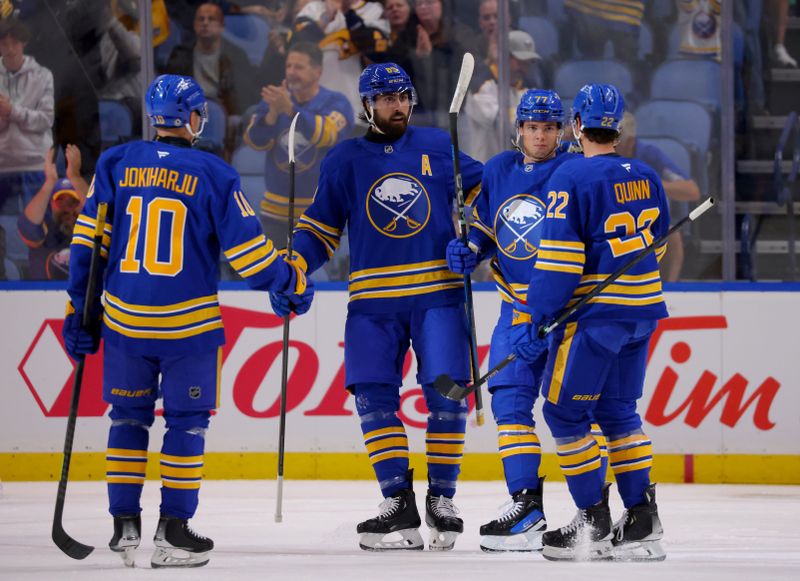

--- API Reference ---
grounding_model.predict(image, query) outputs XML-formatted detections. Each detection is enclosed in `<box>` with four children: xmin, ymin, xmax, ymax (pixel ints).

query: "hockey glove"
<box><xmin>446</xmin><ymin>238</ymin><xmax>478</xmax><ymax>275</ymax></box>
<box><xmin>510</xmin><ymin>300</ymin><xmax>547</xmax><ymax>364</ymax></box>
<box><xmin>62</xmin><ymin>301</ymin><xmax>103</xmax><ymax>361</ymax></box>
<box><xmin>269</xmin><ymin>255</ymin><xmax>315</xmax><ymax>317</ymax></box>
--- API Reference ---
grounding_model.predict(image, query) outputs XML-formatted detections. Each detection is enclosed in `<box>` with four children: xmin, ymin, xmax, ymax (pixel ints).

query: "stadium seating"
<box><xmin>98</xmin><ymin>100</ymin><xmax>134</xmax><ymax>149</ymax></box>
<box><xmin>232</xmin><ymin>146</ymin><xmax>266</xmax><ymax>211</ymax></box>
<box><xmin>154</xmin><ymin>19</ymin><xmax>182</xmax><ymax>71</ymax></box>
<box><xmin>650</xmin><ymin>59</ymin><xmax>721</xmax><ymax>109</ymax></box>
<box><xmin>223</xmin><ymin>14</ymin><xmax>270</xmax><ymax>67</ymax></box>
<box><xmin>553</xmin><ymin>60</ymin><xmax>634</xmax><ymax>105</ymax></box>
<box><xmin>517</xmin><ymin>16</ymin><xmax>559</xmax><ymax>60</ymax></box>
<box><xmin>639</xmin><ymin>136</ymin><xmax>693</xmax><ymax>179</ymax></box>
<box><xmin>635</xmin><ymin>99</ymin><xmax>713</xmax><ymax>155</ymax></box>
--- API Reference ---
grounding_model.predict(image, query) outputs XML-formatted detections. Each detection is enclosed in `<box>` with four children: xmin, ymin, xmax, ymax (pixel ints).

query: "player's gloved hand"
<box><xmin>510</xmin><ymin>300</ymin><xmax>547</xmax><ymax>364</ymax></box>
<box><xmin>446</xmin><ymin>238</ymin><xmax>478</xmax><ymax>275</ymax></box>
<box><xmin>62</xmin><ymin>300</ymin><xmax>103</xmax><ymax>361</ymax></box>
<box><xmin>270</xmin><ymin>253</ymin><xmax>315</xmax><ymax>317</ymax></box>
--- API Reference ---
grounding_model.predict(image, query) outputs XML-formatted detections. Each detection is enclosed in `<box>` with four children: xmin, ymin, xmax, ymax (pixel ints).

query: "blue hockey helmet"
<box><xmin>516</xmin><ymin>89</ymin><xmax>564</xmax><ymax>125</ymax></box>
<box><xmin>145</xmin><ymin>74</ymin><xmax>208</xmax><ymax>132</ymax></box>
<box><xmin>571</xmin><ymin>83</ymin><xmax>625</xmax><ymax>131</ymax></box>
<box><xmin>358</xmin><ymin>63</ymin><xmax>417</xmax><ymax>105</ymax></box>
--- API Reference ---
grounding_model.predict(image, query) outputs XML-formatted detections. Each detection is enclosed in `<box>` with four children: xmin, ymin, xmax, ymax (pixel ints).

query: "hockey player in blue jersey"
<box><xmin>276</xmin><ymin>62</ymin><xmax>483</xmax><ymax>551</ymax></box>
<box><xmin>446</xmin><ymin>89</ymin><xmax>607</xmax><ymax>552</ymax></box>
<box><xmin>513</xmin><ymin>84</ymin><xmax>668</xmax><ymax>562</ymax></box>
<box><xmin>61</xmin><ymin>75</ymin><xmax>313</xmax><ymax>568</ymax></box>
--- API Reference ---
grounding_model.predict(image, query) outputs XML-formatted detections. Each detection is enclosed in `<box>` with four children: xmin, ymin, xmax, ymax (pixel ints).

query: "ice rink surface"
<box><xmin>1</xmin><ymin>480</ymin><xmax>798</xmax><ymax>581</ymax></box>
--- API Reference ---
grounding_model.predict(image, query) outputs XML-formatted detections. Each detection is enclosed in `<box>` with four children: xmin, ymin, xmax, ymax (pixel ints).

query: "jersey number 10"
<box><xmin>120</xmin><ymin>196</ymin><xmax>187</xmax><ymax>276</ymax></box>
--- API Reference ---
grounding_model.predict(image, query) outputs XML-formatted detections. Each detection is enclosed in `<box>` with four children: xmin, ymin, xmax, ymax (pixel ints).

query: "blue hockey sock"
<box><xmin>607</xmin><ymin>429</ymin><xmax>653</xmax><ymax>508</ymax></box>
<box><xmin>159</xmin><ymin>410</ymin><xmax>210</xmax><ymax>520</ymax></box>
<box><xmin>555</xmin><ymin>432</ymin><xmax>605</xmax><ymax>509</ymax></box>
<box><xmin>490</xmin><ymin>386</ymin><xmax>542</xmax><ymax>495</ymax></box>
<box><xmin>423</xmin><ymin>383</ymin><xmax>467</xmax><ymax>498</ymax></box>
<box><xmin>106</xmin><ymin>405</ymin><xmax>154</xmax><ymax>516</ymax></box>
<box><xmin>354</xmin><ymin>383</ymin><xmax>409</xmax><ymax>497</ymax></box>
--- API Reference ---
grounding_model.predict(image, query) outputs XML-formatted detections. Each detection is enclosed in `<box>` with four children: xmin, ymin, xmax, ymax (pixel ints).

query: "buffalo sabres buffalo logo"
<box><xmin>366</xmin><ymin>173</ymin><xmax>431</xmax><ymax>238</ymax></box>
<box><xmin>494</xmin><ymin>194</ymin><xmax>546</xmax><ymax>260</ymax></box>
<box><xmin>275</xmin><ymin>127</ymin><xmax>316</xmax><ymax>173</ymax></box>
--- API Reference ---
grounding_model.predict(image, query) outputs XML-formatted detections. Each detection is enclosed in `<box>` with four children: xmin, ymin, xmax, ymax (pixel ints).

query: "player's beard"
<box><xmin>374</xmin><ymin>110</ymin><xmax>410</xmax><ymax>140</ymax></box>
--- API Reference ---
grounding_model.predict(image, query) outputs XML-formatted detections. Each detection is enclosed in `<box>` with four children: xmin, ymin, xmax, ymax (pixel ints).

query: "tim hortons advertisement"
<box><xmin>0</xmin><ymin>290</ymin><xmax>797</xmax><ymax>480</ymax></box>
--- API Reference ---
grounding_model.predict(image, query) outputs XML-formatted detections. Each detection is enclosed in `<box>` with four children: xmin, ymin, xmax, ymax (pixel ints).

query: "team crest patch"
<box><xmin>277</xmin><ymin>127</ymin><xmax>315</xmax><ymax>172</ymax></box>
<box><xmin>494</xmin><ymin>194</ymin><xmax>546</xmax><ymax>260</ymax></box>
<box><xmin>189</xmin><ymin>386</ymin><xmax>202</xmax><ymax>399</ymax></box>
<box><xmin>366</xmin><ymin>173</ymin><xmax>431</xmax><ymax>238</ymax></box>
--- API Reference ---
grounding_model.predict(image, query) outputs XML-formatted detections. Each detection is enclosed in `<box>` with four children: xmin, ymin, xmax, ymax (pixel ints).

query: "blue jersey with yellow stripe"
<box><xmin>565</xmin><ymin>0</ymin><xmax>644</xmax><ymax>32</ymax></box>
<box><xmin>243</xmin><ymin>87</ymin><xmax>354</xmax><ymax>221</ymax></box>
<box><xmin>292</xmin><ymin>126</ymin><xmax>483</xmax><ymax>313</ymax></box>
<box><xmin>67</xmin><ymin>139</ymin><xmax>292</xmax><ymax>355</ymax></box>
<box><xmin>527</xmin><ymin>152</ymin><xmax>670</xmax><ymax>323</ymax></box>
<box><xmin>467</xmin><ymin>150</ymin><xmax>580</xmax><ymax>304</ymax></box>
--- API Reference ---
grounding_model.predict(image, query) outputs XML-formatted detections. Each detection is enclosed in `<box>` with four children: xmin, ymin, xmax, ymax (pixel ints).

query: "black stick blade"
<box><xmin>433</xmin><ymin>374</ymin><xmax>472</xmax><ymax>401</ymax></box>
<box><xmin>53</xmin><ymin>523</ymin><xmax>94</xmax><ymax>560</ymax></box>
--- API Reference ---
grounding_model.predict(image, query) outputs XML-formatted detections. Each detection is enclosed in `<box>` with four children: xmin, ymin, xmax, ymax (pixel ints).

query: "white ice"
<box><xmin>1</xmin><ymin>480</ymin><xmax>798</xmax><ymax>580</ymax></box>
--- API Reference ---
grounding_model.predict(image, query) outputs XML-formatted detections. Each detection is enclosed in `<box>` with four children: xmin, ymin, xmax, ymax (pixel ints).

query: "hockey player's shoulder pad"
<box><xmin>484</xmin><ymin>150</ymin><xmax>518</xmax><ymax>174</ymax></box>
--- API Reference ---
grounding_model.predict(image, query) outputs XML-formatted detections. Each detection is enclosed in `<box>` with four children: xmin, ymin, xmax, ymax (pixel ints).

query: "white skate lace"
<box><xmin>613</xmin><ymin>509</ymin><xmax>629</xmax><ymax>542</ymax></box>
<box><xmin>495</xmin><ymin>499</ymin><xmax>524</xmax><ymax>523</ymax></box>
<box><xmin>561</xmin><ymin>510</ymin><xmax>587</xmax><ymax>535</ymax></box>
<box><xmin>430</xmin><ymin>495</ymin><xmax>460</xmax><ymax>519</ymax></box>
<box><xmin>376</xmin><ymin>496</ymin><xmax>401</xmax><ymax>519</ymax></box>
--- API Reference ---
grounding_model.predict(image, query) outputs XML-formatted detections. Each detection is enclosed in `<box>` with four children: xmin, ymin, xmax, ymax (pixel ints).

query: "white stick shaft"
<box><xmin>689</xmin><ymin>196</ymin><xmax>715</xmax><ymax>221</ymax></box>
<box><xmin>449</xmin><ymin>53</ymin><xmax>475</xmax><ymax>113</ymax></box>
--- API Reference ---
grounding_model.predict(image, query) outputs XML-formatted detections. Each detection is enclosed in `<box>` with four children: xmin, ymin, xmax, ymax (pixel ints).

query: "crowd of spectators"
<box><xmin>0</xmin><ymin>0</ymin><xmax>795</xmax><ymax>281</ymax></box>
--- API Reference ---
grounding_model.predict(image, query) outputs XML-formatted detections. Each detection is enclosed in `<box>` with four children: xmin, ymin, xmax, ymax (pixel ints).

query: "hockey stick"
<box><xmin>434</xmin><ymin>197</ymin><xmax>716</xmax><ymax>401</ymax></box>
<box><xmin>275</xmin><ymin>112</ymin><xmax>300</xmax><ymax>523</ymax></box>
<box><xmin>52</xmin><ymin>202</ymin><xmax>108</xmax><ymax>560</ymax></box>
<box><xmin>448</xmin><ymin>52</ymin><xmax>484</xmax><ymax>425</ymax></box>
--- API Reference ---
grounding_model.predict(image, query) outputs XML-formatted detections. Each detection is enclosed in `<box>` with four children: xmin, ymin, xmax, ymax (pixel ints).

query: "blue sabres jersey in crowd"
<box><xmin>565</xmin><ymin>0</ymin><xmax>644</xmax><ymax>33</ymax></box>
<box><xmin>67</xmin><ymin>139</ymin><xmax>291</xmax><ymax>355</ymax></box>
<box><xmin>243</xmin><ymin>87</ymin><xmax>354</xmax><ymax>221</ymax></box>
<box><xmin>292</xmin><ymin>125</ymin><xmax>483</xmax><ymax>313</ymax></box>
<box><xmin>467</xmin><ymin>150</ymin><xmax>580</xmax><ymax>303</ymax></box>
<box><xmin>527</xmin><ymin>153</ymin><xmax>670</xmax><ymax>323</ymax></box>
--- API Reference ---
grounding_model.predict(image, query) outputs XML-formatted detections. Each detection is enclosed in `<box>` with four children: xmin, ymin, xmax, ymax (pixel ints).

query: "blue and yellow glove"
<box><xmin>62</xmin><ymin>300</ymin><xmax>103</xmax><ymax>361</ymax></box>
<box><xmin>510</xmin><ymin>300</ymin><xmax>547</xmax><ymax>364</ymax></box>
<box><xmin>269</xmin><ymin>250</ymin><xmax>315</xmax><ymax>317</ymax></box>
<box><xmin>446</xmin><ymin>238</ymin><xmax>478</xmax><ymax>275</ymax></box>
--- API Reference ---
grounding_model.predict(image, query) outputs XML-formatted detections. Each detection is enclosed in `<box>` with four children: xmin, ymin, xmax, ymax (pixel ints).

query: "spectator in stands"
<box><xmin>410</xmin><ymin>0</ymin><xmax>480</xmax><ymax>128</ymax></box>
<box><xmin>566</xmin><ymin>0</ymin><xmax>643</xmax><ymax>59</ymax></box>
<box><xmin>771</xmin><ymin>0</ymin><xmax>797</xmax><ymax>67</ymax></box>
<box><xmin>0</xmin><ymin>19</ymin><xmax>53</xmax><ymax>280</ymax></box>
<box><xmin>97</xmin><ymin>2</ymin><xmax>143</xmax><ymax>135</ymax></box>
<box><xmin>292</xmin><ymin>0</ymin><xmax>389</xmax><ymax>124</ymax></box>
<box><xmin>365</xmin><ymin>0</ymin><xmax>419</xmax><ymax>76</ymax></box>
<box><xmin>243</xmin><ymin>42</ymin><xmax>353</xmax><ymax>251</ymax></box>
<box><xmin>18</xmin><ymin>145</ymin><xmax>88</xmax><ymax>280</ymax></box>
<box><xmin>677</xmin><ymin>0</ymin><xmax>721</xmax><ymax>60</ymax></box>
<box><xmin>476</xmin><ymin>0</ymin><xmax>498</xmax><ymax>65</ymax></box>
<box><xmin>165</xmin><ymin>2</ymin><xmax>256</xmax><ymax>116</ymax></box>
<box><xmin>462</xmin><ymin>30</ymin><xmax>545</xmax><ymax>162</ymax></box>
<box><xmin>617</xmin><ymin>112</ymin><xmax>701</xmax><ymax>282</ymax></box>
<box><xmin>250</xmin><ymin>1</ymin><xmax>294</xmax><ymax>88</ymax></box>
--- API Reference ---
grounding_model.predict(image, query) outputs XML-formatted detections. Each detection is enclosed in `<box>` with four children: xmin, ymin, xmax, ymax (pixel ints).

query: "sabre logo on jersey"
<box><xmin>494</xmin><ymin>194</ymin><xmax>546</xmax><ymax>260</ymax></box>
<box><xmin>365</xmin><ymin>173</ymin><xmax>431</xmax><ymax>238</ymax></box>
<box><xmin>275</xmin><ymin>127</ymin><xmax>316</xmax><ymax>173</ymax></box>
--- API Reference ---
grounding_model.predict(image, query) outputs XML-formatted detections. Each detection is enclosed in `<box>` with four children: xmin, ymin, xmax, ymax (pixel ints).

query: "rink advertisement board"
<box><xmin>1</xmin><ymin>287</ymin><xmax>798</xmax><ymax>484</ymax></box>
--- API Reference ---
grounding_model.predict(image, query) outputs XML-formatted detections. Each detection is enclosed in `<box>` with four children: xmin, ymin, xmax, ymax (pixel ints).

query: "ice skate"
<box><xmin>425</xmin><ymin>493</ymin><xmax>463</xmax><ymax>551</ymax></box>
<box><xmin>611</xmin><ymin>484</ymin><xmax>666</xmax><ymax>562</ymax></box>
<box><xmin>151</xmin><ymin>516</ymin><xmax>214</xmax><ymax>568</ymax></box>
<box><xmin>357</xmin><ymin>486</ymin><xmax>423</xmax><ymax>551</ymax></box>
<box><xmin>109</xmin><ymin>514</ymin><xmax>141</xmax><ymax>567</ymax></box>
<box><xmin>542</xmin><ymin>483</ymin><xmax>613</xmax><ymax>561</ymax></box>
<box><xmin>479</xmin><ymin>481</ymin><xmax>546</xmax><ymax>552</ymax></box>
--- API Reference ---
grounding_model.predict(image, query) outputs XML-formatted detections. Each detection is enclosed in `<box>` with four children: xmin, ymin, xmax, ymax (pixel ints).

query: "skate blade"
<box><xmin>151</xmin><ymin>547</ymin><xmax>210</xmax><ymax>568</ymax></box>
<box><xmin>428</xmin><ymin>527</ymin><xmax>461</xmax><ymax>551</ymax></box>
<box><xmin>612</xmin><ymin>540</ymin><xmax>666</xmax><ymax>562</ymax></box>
<box><xmin>480</xmin><ymin>529</ymin><xmax>545</xmax><ymax>552</ymax></box>
<box><xmin>110</xmin><ymin>546</ymin><xmax>137</xmax><ymax>567</ymax></box>
<box><xmin>359</xmin><ymin>529</ymin><xmax>424</xmax><ymax>551</ymax></box>
<box><xmin>542</xmin><ymin>540</ymin><xmax>613</xmax><ymax>562</ymax></box>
